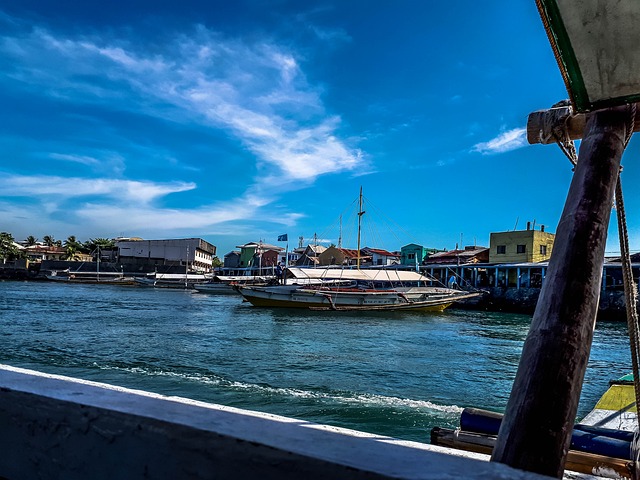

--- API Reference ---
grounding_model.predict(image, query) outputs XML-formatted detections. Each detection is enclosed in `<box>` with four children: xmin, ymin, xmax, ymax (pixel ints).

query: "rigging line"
<box><xmin>362</xmin><ymin>195</ymin><xmax>418</xmax><ymax>243</ymax></box>
<box><xmin>362</xmin><ymin>194</ymin><xmax>423</xmax><ymax>247</ymax></box>
<box><xmin>616</xmin><ymin>104</ymin><xmax>640</xmax><ymax>433</ymax></box>
<box><xmin>615</xmin><ymin>176</ymin><xmax>640</xmax><ymax>433</ymax></box>
<box><xmin>359</xmin><ymin>195</ymin><xmax>393</xmax><ymax>252</ymax></box>
<box><xmin>312</xmin><ymin>196</ymin><xmax>360</xmax><ymax>248</ymax></box>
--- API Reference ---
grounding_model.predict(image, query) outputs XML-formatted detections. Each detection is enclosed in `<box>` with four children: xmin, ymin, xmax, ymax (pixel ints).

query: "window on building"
<box><xmin>496</xmin><ymin>245</ymin><xmax>506</xmax><ymax>254</ymax></box>
<box><xmin>517</xmin><ymin>244</ymin><xmax>526</xmax><ymax>254</ymax></box>
<box><xmin>540</xmin><ymin>245</ymin><xmax>547</xmax><ymax>255</ymax></box>
<box><xmin>408</xmin><ymin>253</ymin><xmax>416</xmax><ymax>260</ymax></box>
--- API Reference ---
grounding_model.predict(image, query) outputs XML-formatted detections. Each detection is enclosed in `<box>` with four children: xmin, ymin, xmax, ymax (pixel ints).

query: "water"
<box><xmin>0</xmin><ymin>280</ymin><xmax>632</xmax><ymax>443</ymax></box>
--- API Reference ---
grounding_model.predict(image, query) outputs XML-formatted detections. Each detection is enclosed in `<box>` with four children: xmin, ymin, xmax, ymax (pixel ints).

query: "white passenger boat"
<box><xmin>193</xmin><ymin>275</ymin><xmax>273</xmax><ymax>295</ymax></box>
<box><xmin>134</xmin><ymin>273</ymin><xmax>212</xmax><ymax>289</ymax></box>
<box><xmin>236</xmin><ymin>267</ymin><xmax>480</xmax><ymax>311</ymax></box>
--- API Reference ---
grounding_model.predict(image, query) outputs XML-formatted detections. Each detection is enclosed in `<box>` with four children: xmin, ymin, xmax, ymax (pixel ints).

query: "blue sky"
<box><xmin>1</xmin><ymin>1</ymin><xmax>638</xmax><ymax>256</ymax></box>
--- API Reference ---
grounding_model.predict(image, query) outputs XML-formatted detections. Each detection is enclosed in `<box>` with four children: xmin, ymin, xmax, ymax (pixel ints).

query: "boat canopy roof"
<box><xmin>285</xmin><ymin>267</ymin><xmax>431</xmax><ymax>282</ymax></box>
<box><xmin>215</xmin><ymin>275</ymin><xmax>272</xmax><ymax>281</ymax></box>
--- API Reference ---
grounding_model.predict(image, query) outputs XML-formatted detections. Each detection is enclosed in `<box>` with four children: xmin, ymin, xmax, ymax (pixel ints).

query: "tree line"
<box><xmin>0</xmin><ymin>232</ymin><xmax>115</xmax><ymax>261</ymax></box>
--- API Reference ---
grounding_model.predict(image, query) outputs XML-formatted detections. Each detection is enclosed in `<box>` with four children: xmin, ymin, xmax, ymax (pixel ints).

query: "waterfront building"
<box><xmin>317</xmin><ymin>246</ymin><xmax>365</xmax><ymax>266</ymax></box>
<box><xmin>361</xmin><ymin>247</ymin><xmax>400</xmax><ymax>266</ymax></box>
<box><xmin>235</xmin><ymin>242</ymin><xmax>284</xmax><ymax>273</ymax></box>
<box><xmin>489</xmin><ymin>224</ymin><xmax>555</xmax><ymax>264</ymax></box>
<box><xmin>399</xmin><ymin>243</ymin><xmax>440</xmax><ymax>267</ymax></box>
<box><xmin>23</xmin><ymin>245</ymin><xmax>67</xmax><ymax>262</ymax></box>
<box><xmin>116</xmin><ymin>238</ymin><xmax>216</xmax><ymax>273</ymax></box>
<box><xmin>295</xmin><ymin>244</ymin><xmax>326</xmax><ymax>266</ymax></box>
<box><xmin>223</xmin><ymin>251</ymin><xmax>241</xmax><ymax>269</ymax></box>
<box><xmin>426</xmin><ymin>246</ymin><xmax>489</xmax><ymax>266</ymax></box>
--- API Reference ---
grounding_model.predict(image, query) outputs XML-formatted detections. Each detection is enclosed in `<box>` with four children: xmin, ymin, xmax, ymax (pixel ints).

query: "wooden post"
<box><xmin>527</xmin><ymin>102</ymin><xmax>640</xmax><ymax>144</ymax></box>
<box><xmin>490</xmin><ymin>106</ymin><xmax>629</xmax><ymax>478</ymax></box>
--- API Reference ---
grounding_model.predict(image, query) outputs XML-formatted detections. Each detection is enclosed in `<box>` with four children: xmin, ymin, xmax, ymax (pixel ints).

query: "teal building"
<box><xmin>400</xmin><ymin>244</ymin><xmax>440</xmax><ymax>267</ymax></box>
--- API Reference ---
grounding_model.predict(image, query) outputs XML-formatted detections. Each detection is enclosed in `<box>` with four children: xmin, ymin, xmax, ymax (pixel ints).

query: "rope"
<box><xmin>615</xmin><ymin>105</ymin><xmax>640</xmax><ymax>439</ymax></box>
<box><xmin>625</xmin><ymin>103</ymin><xmax>637</xmax><ymax>148</ymax></box>
<box><xmin>616</xmin><ymin>177</ymin><xmax>640</xmax><ymax>433</ymax></box>
<box><xmin>549</xmin><ymin>100</ymin><xmax>579</xmax><ymax>167</ymax></box>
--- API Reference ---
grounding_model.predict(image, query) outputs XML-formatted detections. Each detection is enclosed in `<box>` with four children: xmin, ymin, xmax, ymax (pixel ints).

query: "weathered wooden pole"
<box><xmin>490</xmin><ymin>106</ymin><xmax>630</xmax><ymax>478</ymax></box>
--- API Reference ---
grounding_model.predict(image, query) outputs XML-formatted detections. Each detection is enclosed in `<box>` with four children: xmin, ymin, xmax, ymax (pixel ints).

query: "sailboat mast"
<box><xmin>185</xmin><ymin>246</ymin><xmax>189</xmax><ymax>288</ymax></box>
<box><xmin>357</xmin><ymin>186</ymin><xmax>364</xmax><ymax>269</ymax></box>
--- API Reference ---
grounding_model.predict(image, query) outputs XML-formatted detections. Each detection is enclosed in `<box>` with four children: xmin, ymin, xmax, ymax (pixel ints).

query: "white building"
<box><xmin>116</xmin><ymin>238</ymin><xmax>216</xmax><ymax>273</ymax></box>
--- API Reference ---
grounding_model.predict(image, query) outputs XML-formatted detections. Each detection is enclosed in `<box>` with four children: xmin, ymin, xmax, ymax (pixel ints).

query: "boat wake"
<box><xmin>97</xmin><ymin>363</ymin><xmax>463</xmax><ymax>416</ymax></box>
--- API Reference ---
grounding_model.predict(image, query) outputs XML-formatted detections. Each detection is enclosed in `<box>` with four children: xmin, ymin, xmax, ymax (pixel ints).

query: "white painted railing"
<box><xmin>0</xmin><ymin>365</ymin><xmax>546</xmax><ymax>479</ymax></box>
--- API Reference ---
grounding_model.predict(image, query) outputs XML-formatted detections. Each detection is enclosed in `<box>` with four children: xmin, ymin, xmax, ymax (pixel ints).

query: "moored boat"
<box><xmin>134</xmin><ymin>272</ymin><xmax>213</xmax><ymax>289</ymax></box>
<box><xmin>236</xmin><ymin>267</ymin><xmax>481</xmax><ymax>311</ymax></box>
<box><xmin>193</xmin><ymin>275</ymin><xmax>273</xmax><ymax>295</ymax></box>
<box><xmin>430</xmin><ymin>374</ymin><xmax>639</xmax><ymax>478</ymax></box>
<box><xmin>46</xmin><ymin>270</ymin><xmax>135</xmax><ymax>285</ymax></box>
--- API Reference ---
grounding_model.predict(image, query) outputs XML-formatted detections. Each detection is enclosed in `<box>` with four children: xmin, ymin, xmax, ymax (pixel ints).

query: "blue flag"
<box><xmin>278</xmin><ymin>234</ymin><xmax>288</xmax><ymax>242</ymax></box>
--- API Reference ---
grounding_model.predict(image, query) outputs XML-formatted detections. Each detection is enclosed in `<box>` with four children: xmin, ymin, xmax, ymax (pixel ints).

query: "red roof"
<box><xmin>364</xmin><ymin>248</ymin><xmax>398</xmax><ymax>257</ymax></box>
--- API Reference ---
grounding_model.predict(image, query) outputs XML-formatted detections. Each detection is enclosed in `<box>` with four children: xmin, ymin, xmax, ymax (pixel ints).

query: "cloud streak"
<box><xmin>1</xmin><ymin>24</ymin><xmax>362</xmax><ymax>184</ymax></box>
<box><xmin>0</xmin><ymin>174</ymin><xmax>196</xmax><ymax>204</ymax></box>
<box><xmin>472</xmin><ymin>128</ymin><xmax>527</xmax><ymax>155</ymax></box>
<box><xmin>0</xmin><ymin>14</ymin><xmax>366</xmax><ymax>243</ymax></box>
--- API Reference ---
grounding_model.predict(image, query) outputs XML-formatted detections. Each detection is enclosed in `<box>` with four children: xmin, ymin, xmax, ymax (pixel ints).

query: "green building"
<box><xmin>400</xmin><ymin>244</ymin><xmax>440</xmax><ymax>267</ymax></box>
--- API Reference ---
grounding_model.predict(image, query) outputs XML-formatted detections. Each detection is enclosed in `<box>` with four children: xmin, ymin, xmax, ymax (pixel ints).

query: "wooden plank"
<box><xmin>432</xmin><ymin>428</ymin><xmax>634</xmax><ymax>479</ymax></box>
<box><xmin>527</xmin><ymin>103</ymin><xmax>640</xmax><ymax>144</ymax></box>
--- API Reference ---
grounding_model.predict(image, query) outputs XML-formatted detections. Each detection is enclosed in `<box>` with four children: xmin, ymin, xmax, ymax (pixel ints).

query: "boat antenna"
<box><xmin>338</xmin><ymin>215</ymin><xmax>342</xmax><ymax>249</ymax></box>
<box><xmin>357</xmin><ymin>186</ymin><xmax>365</xmax><ymax>270</ymax></box>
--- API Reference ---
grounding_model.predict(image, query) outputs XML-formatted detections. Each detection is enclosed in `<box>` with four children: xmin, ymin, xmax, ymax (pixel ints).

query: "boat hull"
<box><xmin>238</xmin><ymin>285</ymin><xmax>478</xmax><ymax>311</ymax></box>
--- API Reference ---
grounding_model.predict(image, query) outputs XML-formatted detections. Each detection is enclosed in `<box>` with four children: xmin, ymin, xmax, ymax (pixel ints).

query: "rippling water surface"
<box><xmin>0</xmin><ymin>280</ymin><xmax>632</xmax><ymax>442</ymax></box>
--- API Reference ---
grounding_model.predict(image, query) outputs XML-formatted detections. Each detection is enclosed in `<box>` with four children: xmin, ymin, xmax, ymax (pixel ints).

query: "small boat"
<box><xmin>46</xmin><ymin>270</ymin><xmax>135</xmax><ymax>285</ymax></box>
<box><xmin>134</xmin><ymin>272</ymin><xmax>213</xmax><ymax>289</ymax></box>
<box><xmin>430</xmin><ymin>374</ymin><xmax>638</xmax><ymax>478</ymax></box>
<box><xmin>193</xmin><ymin>275</ymin><xmax>273</xmax><ymax>295</ymax></box>
<box><xmin>236</xmin><ymin>267</ymin><xmax>481</xmax><ymax>311</ymax></box>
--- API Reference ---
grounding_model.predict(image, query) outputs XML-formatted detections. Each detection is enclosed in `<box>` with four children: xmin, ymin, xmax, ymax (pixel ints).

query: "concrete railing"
<box><xmin>0</xmin><ymin>365</ymin><xmax>546</xmax><ymax>479</ymax></box>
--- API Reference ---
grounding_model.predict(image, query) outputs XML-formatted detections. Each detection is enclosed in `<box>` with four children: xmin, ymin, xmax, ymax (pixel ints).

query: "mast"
<box><xmin>356</xmin><ymin>186</ymin><xmax>365</xmax><ymax>269</ymax></box>
<box><xmin>313</xmin><ymin>233</ymin><xmax>318</xmax><ymax>268</ymax></box>
<box><xmin>185</xmin><ymin>246</ymin><xmax>189</xmax><ymax>289</ymax></box>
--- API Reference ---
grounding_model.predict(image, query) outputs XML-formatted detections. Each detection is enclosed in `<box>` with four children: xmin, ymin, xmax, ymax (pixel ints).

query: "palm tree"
<box><xmin>0</xmin><ymin>232</ymin><xmax>22</xmax><ymax>260</ymax></box>
<box><xmin>25</xmin><ymin>235</ymin><xmax>38</xmax><ymax>246</ymax></box>
<box><xmin>63</xmin><ymin>245</ymin><xmax>81</xmax><ymax>261</ymax></box>
<box><xmin>84</xmin><ymin>237</ymin><xmax>115</xmax><ymax>252</ymax></box>
<box><xmin>42</xmin><ymin>235</ymin><xmax>56</xmax><ymax>247</ymax></box>
<box><xmin>64</xmin><ymin>235</ymin><xmax>82</xmax><ymax>250</ymax></box>
<box><xmin>64</xmin><ymin>236</ymin><xmax>83</xmax><ymax>260</ymax></box>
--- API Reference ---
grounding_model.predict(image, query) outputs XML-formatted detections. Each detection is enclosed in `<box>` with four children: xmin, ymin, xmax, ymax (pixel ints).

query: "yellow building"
<box><xmin>489</xmin><ymin>227</ymin><xmax>555</xmax><ymax>264</ymax></box>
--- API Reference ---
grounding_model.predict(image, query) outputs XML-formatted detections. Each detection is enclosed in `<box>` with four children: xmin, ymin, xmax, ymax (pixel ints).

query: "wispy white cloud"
<box><xmin>0</xmin><ymin>171</ymin><xmax>303</xmax><ymax>242</ymax></box>
<box><xmin>309</xmin><ymin>25</ymin><xmax>352</xmax><ymax>44</ymax></box>
<box><xmin>0</xmin><ymin>25</ymin><xmax>362</xmax><ymax>184</ymax></box>
<box><xmin>472</xmin><ymin>127</ymin><xmax>527</xmax><ymax>155</ymax></box>
<box><xmin>0</xmin><ymin>174</ymin><xmax>195</xmax><ymax>204</ymax></box>
<box><xmin>50</xmin><ymin>153</ymin><xmax>100</xmax><ymax>166</ymax></box>
<box><xmin>0</xmin><ymin>17</ymin><xmax>366</xmax><ymax>243</ymax></box>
